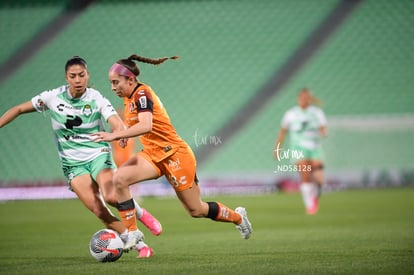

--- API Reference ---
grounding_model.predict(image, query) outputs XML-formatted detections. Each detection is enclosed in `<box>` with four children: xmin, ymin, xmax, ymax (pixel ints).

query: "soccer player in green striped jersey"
<box><xmin>0</xmin><ymin>56</ymin><xmax>160</xmax><ymax>258</ymax></box>
<box><xmin>274</xmin><ymin>88</ymin><xmax>327</xmax><ymax>215</ymax></box>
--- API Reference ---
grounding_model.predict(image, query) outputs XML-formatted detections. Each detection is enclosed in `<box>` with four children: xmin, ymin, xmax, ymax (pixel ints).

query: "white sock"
<box><xmin>300</xmin><ymin>183</ymin><xmax>314</xmax><ymax>209</ymax></box>
<box><xmin>133</xmin><ymin>199</ymin><xmax>144</xmax><ymax>218</ymax></box>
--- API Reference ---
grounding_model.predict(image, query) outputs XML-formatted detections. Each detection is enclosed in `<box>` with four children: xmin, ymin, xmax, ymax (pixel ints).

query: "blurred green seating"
<box><xmin>3</xmin><ymin>0</ymin><xmax>413</xmax><ymax>184</ymax></box>
<box><xmin>0</xmin><ymin>0</ymin><xmax>338</xmax><ymax>183</ymax></box>
<box><xmin>0</xmin><ymin>1</ymin><xmax>67</xmax><ymax>65</ymax></box>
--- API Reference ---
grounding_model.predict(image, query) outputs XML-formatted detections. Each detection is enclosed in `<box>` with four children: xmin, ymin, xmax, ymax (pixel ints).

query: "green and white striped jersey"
<box><xmin>281</xmin><ymin>105</ymin><xmax>326</xmax><ymax>150</ymax></box>
<box><xmin>31</xmin><ymin>85</ymin><xmax>117</xmax><ymax>166</ymax></box>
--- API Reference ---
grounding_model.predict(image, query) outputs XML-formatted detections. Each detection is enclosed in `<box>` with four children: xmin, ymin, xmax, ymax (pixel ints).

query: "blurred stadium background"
<box><xmin>0</xmin><ymin>0</ymin><xmax>413</xmax><ymax>199</ymax></box>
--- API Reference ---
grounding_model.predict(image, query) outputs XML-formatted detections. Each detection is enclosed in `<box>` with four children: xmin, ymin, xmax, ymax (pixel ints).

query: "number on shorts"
<box><xmin>169</xmin><ymin>175</ymin><xmax>187</xmax><ymax>187</ymax></box>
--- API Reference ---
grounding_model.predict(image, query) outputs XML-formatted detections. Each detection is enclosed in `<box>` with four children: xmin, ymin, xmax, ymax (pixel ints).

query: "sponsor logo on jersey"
<box><xmin>63</xmin><ymin>134</ymin><xmax>90</xmax><ymax>141</ymax></box>
<box><xmin>57</xmin><ymin>103</ymin><xmax>65</xmax><ymax>112</ymax></box>
<box><xmin>129</xmin><ymin>102</ymin><xmax>135</xmax><ymax>113</ymax></box>
<box><xmin>139</xmin><ymin>96</ymin><xmax>147</xmax><ymax>109</ymax></box>
<box><xmin>57</xmin><ymin>103</ymin><xmax>73</xmax><ymax>112</ymax></box>
<box><xmin>168</xmin><ymin>157</ymin><xmax>182</xmax><ymax>171</ymax></box>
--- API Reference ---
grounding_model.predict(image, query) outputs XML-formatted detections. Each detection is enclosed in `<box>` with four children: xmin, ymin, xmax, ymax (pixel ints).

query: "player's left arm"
<box><xmin>93</xmin><ymin>112</ymin><xmax>153</xmax><ymax>142</ymax></box>
<box><xmin>113</xmin><ymin>111</ymin><xmax>152</xmax><ymax>139</ymax></box>
<box><xmin>320</xmin><ymin>126</ymin><xmax>327</xmax><ymax>137</ymax></box>
<box><xmin>318</xmin><ymin>109</ymin><xmax>328</xmax><ymax>137</ymax></box>
<box><xmin>93</xmin><ymin>88</ymin><xmax>154</xmax><ymax>142</ymax></box>
<box><xmin>273</xmin><ymin>127</ymin><xmax>288</xmax><ymax>159</ymax></box>
<box><xmin>107</xmin><ymin>114</ymin><xmax>129</xmax><ymax>147</ymax></box>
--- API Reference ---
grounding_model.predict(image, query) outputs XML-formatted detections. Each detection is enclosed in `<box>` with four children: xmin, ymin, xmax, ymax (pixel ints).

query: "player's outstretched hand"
<box><xmin>91</xmin><ymin>131</ymin><xmax>115</xmax><ymax>142</ymax></box>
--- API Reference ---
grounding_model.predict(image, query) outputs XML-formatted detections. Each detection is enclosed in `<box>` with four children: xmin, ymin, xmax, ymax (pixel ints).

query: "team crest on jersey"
<box><xmin>129</xmin><ymin>102</ymin><xmax>135</xmax><ymax>113</ymax></box>
<box><xmin>37</xmin><ymin>98</ymin><xmax>44</xmax><ymax>108</ymax></box>
<box><xmin>82</xmin><ymin>104</ymin><xmax>92</xmax><ymax>116</ymax></box>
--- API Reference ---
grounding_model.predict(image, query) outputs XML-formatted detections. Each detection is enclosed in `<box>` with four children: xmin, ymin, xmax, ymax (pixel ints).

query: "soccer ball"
<box><xmin>89</xmin><ymin>229</ymin><xmax>124</xmax><ymax>262</ymax></box>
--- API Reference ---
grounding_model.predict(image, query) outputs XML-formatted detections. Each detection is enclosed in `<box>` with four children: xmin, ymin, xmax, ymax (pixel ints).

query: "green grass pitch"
<box><xmin>0</xmin><ymin>188</ymin><xmax>413</xmax><ymax>274</ymax></box>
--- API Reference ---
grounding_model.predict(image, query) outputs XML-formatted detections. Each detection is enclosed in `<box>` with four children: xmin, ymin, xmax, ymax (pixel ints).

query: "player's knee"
<box><xmin>313</xmin><ymin>163</ymin><xmax>324</xmax><ymax>170</ymax></box>
<box><xmin>103</xmin><ymin>194</ymin><xmax>118</xmax><ymax>207</ymax></box>
<box><xmin>113</xmin><ymin>173</ymin><xmax>128</xmax><ymax>190</ymax></box>
<box><xmin>187</xmin><ymin>202</ymin><xmax>214</xmax><ymax>218</ymax></box>
<box><xmin>99</xmin><ymin>185</ymin><xmax>118</xmax><ymax>206</ymax></box>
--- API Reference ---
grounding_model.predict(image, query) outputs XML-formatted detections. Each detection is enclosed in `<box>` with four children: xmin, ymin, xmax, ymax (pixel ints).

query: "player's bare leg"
<box><xmin>176</xmin><ymin>181</ymin><xmax>252</xmax><ymax>239</ymax></box>
<box><xmin>71</xmin><ymin>174</ymin><xmax>125</xmax><ymax>234</ymax></box>
<box><xmin>311</xmin><ymin>160</ymin><xmax>325</xmax><ymax>198</ymax></box>
<box><xmin>114</xmin><ymin>155</ymin><xmax>159</xmax><ymax>252</ymax></box>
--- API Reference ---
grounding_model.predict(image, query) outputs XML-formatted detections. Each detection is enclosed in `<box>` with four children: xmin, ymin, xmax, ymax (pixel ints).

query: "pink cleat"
<box><xmin>306</xmin><ymin>197</ymin><xmax>319</xmax><ymax>215</ymax></box>
<box><xmin>135</xmin><ymin>241</ymin><xmax>154</xmax><ymax>258</ymax></box>
<box><xmin>138</xmin><ymin>208</ymin><xmax>162</xmax><ymax>236</ymax></box>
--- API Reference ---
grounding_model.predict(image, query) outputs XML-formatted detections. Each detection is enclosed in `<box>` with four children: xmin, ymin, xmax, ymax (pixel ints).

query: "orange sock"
<box><xmin>119</xmin><ymin>209</ymin><xmax>138</xmax><ymax>231</ymax></box>
<box><xmin>215</xmin><ymin>202</ymin><xmax>242</xmax><ymax>225</ymax></box>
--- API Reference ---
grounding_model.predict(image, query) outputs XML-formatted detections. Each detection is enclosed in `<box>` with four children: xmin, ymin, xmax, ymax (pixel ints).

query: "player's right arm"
<box><xmin>273</xmin><ymin>110</ymin><xmax>291</xmax><ymax>159</ymax></box>
<box><xmin>273</xmin><ymin>127</ymin><xmax>288</xmax><ymax>159</ymax></box>
<box><xmin>0</xmin><ymin>101</ymin><xmax>36</xmax><ymax>128</ymax></box>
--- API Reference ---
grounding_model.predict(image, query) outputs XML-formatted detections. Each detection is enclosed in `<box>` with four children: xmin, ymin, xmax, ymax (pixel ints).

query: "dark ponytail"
<box><xmin>117</xmin><ymin>54</ymin><xmax>179</xmax><ymax>77</ymax></box>
<box><xmin>127</xmin><ymin>54</ymin><xmax>179</xmax><ymax>65</ymax></box>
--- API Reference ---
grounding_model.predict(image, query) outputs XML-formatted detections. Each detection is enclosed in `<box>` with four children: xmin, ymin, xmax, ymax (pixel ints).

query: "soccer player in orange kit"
<box><xmin>92</xmin><ymin>53</ymin><xmax>252</xmax><ymax>252</ymax></box>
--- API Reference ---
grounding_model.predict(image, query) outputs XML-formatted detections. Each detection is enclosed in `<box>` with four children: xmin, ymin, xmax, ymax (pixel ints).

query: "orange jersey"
<box><xmin>123</xmin><ymin>83</ymin><xmax>186</xmax><ymax>162</ymax></box>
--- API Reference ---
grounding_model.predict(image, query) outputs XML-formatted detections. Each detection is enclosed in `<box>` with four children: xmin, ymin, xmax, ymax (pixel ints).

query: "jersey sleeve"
<box><xmin>134</xmin><ymin>88</ymin><xmax>154</xmax><ymax>113</ymax></box>
<box><xmin>280</xmin><ymin>110</ymin><xmax>291</xmax><ymax>129</ymax></box>
<box><xmin>98</xmin><ymin>94</ymin><xmax>118</xmax><ymax>121</ymax></box>
<box><xmin>31</xmin><ymin>90</ymin><xmax>51</xmax><ymax>112</ymax></box>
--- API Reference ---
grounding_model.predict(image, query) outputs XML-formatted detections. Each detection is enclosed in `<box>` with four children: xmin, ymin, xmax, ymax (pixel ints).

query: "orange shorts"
<box><xmin>138</xmin><ymin>145</ymin><xmax>198</xmax><ymax>192</ymax></box>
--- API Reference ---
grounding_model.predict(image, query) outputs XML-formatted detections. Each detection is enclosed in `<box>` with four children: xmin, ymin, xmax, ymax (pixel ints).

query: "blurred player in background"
<box><xmin>92</xmin><ymin>53</ymin><xmax>253</xmax><ymax>251</ymax></box>
<box><xmin>274</xmin><ymin>88</ymin><xmax>327</xmax><ymax>214</ymax></box>
<box><xmin>0</xmin><ymin>56</ymin><xmax>160</xmax><ymax>258</ymax></box>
